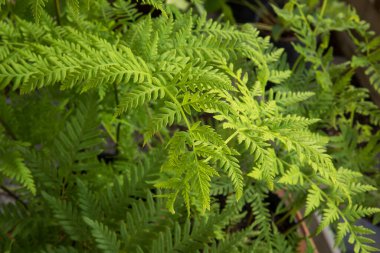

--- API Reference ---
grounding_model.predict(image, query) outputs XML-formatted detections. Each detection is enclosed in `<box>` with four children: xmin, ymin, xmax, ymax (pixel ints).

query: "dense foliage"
<box><xmin>0</xmin><ymin>0</ymin><xmax>379</xmax><ymax>252</ymax></box>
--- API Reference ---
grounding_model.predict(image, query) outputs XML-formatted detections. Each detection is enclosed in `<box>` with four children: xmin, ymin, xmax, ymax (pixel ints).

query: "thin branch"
<box><xmin>0</xmin><ymin>116</ymin><xmax>17</xmax><ymax>140</ymax></box>
<box><xmin>54</xmin><ymin>0</ymin><xmax>61</xmax><ymax>25</ymax></box>
<box><xmin>113</xmin><ymin>83</ymin><xmax>121</xmax><ymax>148</ymax></box>
<box><xmin>0</xmin><ymin>185</ymin><xmax>28</xmax><ymax>209</ymax></box>
<box><xmin>283</xmin><ymin>213</ymin><xmax>310</xmax><ymax>236</ymax></box>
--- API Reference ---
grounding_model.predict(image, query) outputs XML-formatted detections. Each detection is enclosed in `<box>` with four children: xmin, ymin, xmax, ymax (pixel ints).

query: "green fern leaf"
<box><xmin>116</xmin><ymin>83</ymin><xmax>165</xmax><ymax>114</ymax></box>
<box><xmin>30</xmin><ymin>0</ymin><xmax>48</xmax><ymax>23</ymax></box>
<box><xmin>67</xmin><ymin>0</ymin><xmax>80</xmax><ymax>18</ymax></box>
<box><xmin>317</xmin><ymin>202</ymin><xmax>340</xmax><ymax>233</ymax></box>
<box><xmin>305</xmin><ymin>184</ymin><xmax>323</xmax><ymax>216</ymax></box>
<box><xmin>365</xmin><ymin>64</ymin><xmax>380</xmax><ymax>93</ymax></box>
<box><xmin>83</xmin><ymin>217</ymin><xmax>121</xmax><ymax>253</ymax></box>
<box><xmin>144</xmin><ymin>101</ymin><xmax>181</xmax><ymax>142</ymax></box>
<box><xmin>347</xmin><ymin>205</ymin><xmax>380</xmax><ymax>220</ymax></box>
<box><xmin>268</xmin><ymin>70</ymin><xmax>291</xmax><ymax>84</ymax></box>
<box><xmin>77</xmin><ymin>179</ymin><xmax>102</xmax><ymax>221</ymax></box>
<box><xmin>273</xmin><ymin>91</ymin><xmax>315</xmax><ymax>107</ymax></box>
<box><xmin>278</xmin><ymin>165</ymin><xmax>303</xmax><ymax>185</ymax></box>
<box><xmin>335</xmin><ymin>222</ymin><xmax>349</xmax><ymax>246</ymax></box>
<box><xmin>0</xmin><ymin>152</ymin><xmax>36</xmax><ymax>195</ymax></box>
<box><xmin>42</xmin><ymin>192</ymin><xmax>87</xmax><ymax>241</ymax></box>
<box><xmin>348</xmin><ymin>225</ymin><xmax>379</xmax><ymax>253</ymax></box>
<box><xmin>194</xmin><ymin>160</ymin><xmax>218</xmax><ymax>212</ymax></box>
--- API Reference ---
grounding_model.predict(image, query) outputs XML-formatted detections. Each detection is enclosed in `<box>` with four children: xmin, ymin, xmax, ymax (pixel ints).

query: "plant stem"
<box><xmin>54</xmin><ymin>0</ymin><xmax>61</xmax><ymax>25</ymax></box>
<box><xmin>320</xmin><ymin>0</ymin><xmax>328</xmax><ymax>18</ymax></box>
<box><xmin>163</xmin><ymin>87</ymin><xmax>192</xmax><ymax>131</ymax></box>
<box><xmin>283</xmin><ymin>213</ymin><xmax>310</xmax><ymax>236</ymax></box>
<box><xmin>113</xmin><ymin>83</ymin><xmax>121</xmax><ymax>146</ymax></box>
<box><xmin>204</xmin><ymin>130</ymin><xmax>239</xmax><ymax>163</ymax></box>
<box><xmin>292</xmin><ymin>56</ymin><xmax>302</xmax><ymax>71</ymax></box>
<box><xmin>224</xmin><ymin>130</ymin><xmax>239</xmax><ymax>145</ymax></box>
<box><xmin>145</xmin><ymin>104</ymin><xmax>164</xmax><ymax>144</ymax></box>
<box><xmin>0</xmin><ymin>116</ymin><xmax>17</xmax><ymax>140</ymax></box>
<box><xmin>0</xmin><ymin>185</ymin><xmax>28</xmax><ymax>209</ymax></box>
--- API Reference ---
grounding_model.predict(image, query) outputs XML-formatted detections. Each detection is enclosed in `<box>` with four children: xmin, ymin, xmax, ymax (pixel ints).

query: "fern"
<box><xmin>0</xmin><ymin>1</ymin><xmax>379</xmax><ymax>253</ymax></box>
<box><xmin>30</xmin><ymin>0</ymin><xmax>48</xmax><ymax>23</ymax></box>
<box><xmin>83</xmin><ymin>217</ymin><xmax>121</xmax><ymax>253</ymax></box>
<box><xmin>0</xmin><ymin>150</ymin><xmax>36</xmax><ymax>195</ymax></box>
<box><xmin>67</xmin><ymin>0</ymin><xmax>80</xmax><ymax>18</ymax></box>
<box><xmin>76</xmin><ymin>179</ymin><xmax>101</xmax><ymax>221</ymax></box>
<box><xmin>116</xmin><ymin>83</ymin><xmax>165</xmax><ymax>114</ymax></box>
<box><xmin>42</xmin><ymin>192</ymin><xmax>87</xmax><ymax>241</ymax></box>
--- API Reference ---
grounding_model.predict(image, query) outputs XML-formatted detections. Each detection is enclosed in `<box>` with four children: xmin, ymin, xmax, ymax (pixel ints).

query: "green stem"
<box><xmin>0</xmin><ymin>116</ymin><xmax>17</xmax><ymax>140</ymax></box>
<box><xmin>54</xmin><ymin>0</ymin><xmax>61</xmax><ymax>25</ymax></box>
<box><xmin>283</xmin><ymin>214</ymin><xmax>310</xmax><ymax>236</ymax></box>
<box><xmin>224</xmin><ymin>130</ymin><xmax>239</xmax><ymax>145</ymax></box>
<box><xmin>163</xmin><ymin>87</ymin><xmax>192</xmax><ymax>131</ymax></box>
<box><xmin>1</xmin><ymin>185</ymin><xmax>28</xmax><ymax>209</ymax></box>
<box><xmin>204</xmin><ymin>130</ymin><xmax>239</xmax><ymax>163</ymax></box>
<box><xmin>292</xmin><ymin>56</ymin><xmax>302</xmax><ymax>71</ymax></box>
<box><xmin>320</xmin><ymin>0</ymin><xmax>328</xmax><ymax>18</ymax></box>
<box><xmin>296</xmin><ymin>3</ymin><xmax>313</xmax><ymax>33</ymax></box>
<box><xmin>275</xmin><ymin>207</ymin><xmax>295</xmax><ymax>226</ymax></box>
<box><xmin>145</xmin><ymin>104</ymin><xmax>164</xmax><ymax>144</ymax></box>
<box><xmin>113</xmin><ymin>83</ymin><xmax>121</xmax><ymax>146</ymax></box>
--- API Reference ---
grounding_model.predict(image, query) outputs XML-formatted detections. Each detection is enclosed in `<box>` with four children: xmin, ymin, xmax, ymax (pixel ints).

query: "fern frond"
<box><xmin>278</xmin><ymin>165</ymin><xmax>304</xmax><ymax>185</ymax></box>
<box><xmin>151</xmin><ymin>202</ymin><xmax>242</xmax><ymax>252</ymax></box>
<box><xmin>195</xmin><ymin>142</ymin><xmax>243</xmax><ymax>199</ymax></box>
<box><xmin>210</xmin><ymin>176</ymin><xmax>234</xmax><ymax>196</ymax></box>
<box><xmin>171</xmin><ymin>35</ymin><xmax>238</xmax><ymax>60</ymax></box>
<box><xmin>272</xmin><ymin>90</ymin><xmax>315</xmax><ymax>107</ymax></box>
<box><xmin>244</xmin><ymin>186</ymin><xmax>274</xmax><ymax>249</ymax></box>
<box><xmin>356</xmin><ymin>101</ymin><xmax>380</xmax><ymax>126</ymax></box>
<box><xmin>179</xmin><ymin>64</ymin><xmax>233</xmax><ymax>91</ymax></box>
<box><xmin>83</xmin><ymin>217</ymin><xmax>121</xmax><ymax>253</ymax></box>
<box><xmin>0</xmin><ymin>22</ymin><xmax>152</xmax><ymax>92</ymax></box>
<box><xmin>76</xmin><ymin>179</ymin><xmax>102</xmax><ymax>221</ymax></box>
<box><xmin>193</xmin><ymin>160</ymin><xmax>218</xmax><ymax>212</ymax></box>
<box><xmin>116</xmin><ymin>83</ymin><xmax>165</xmax><ymax>114</ymax></box>
<box><xmin>249</xmin><ymin>152</ymin><xmax>279</xmax><ymax>190</ymax></box>
<box><xmin>305</xmin><ymin>184</ymin><xmax>323</xmax><ymax>216</ymax></box>
<box><xmin>0</xmin><ymin>201</ymin><xmax>28</xmax><ymax>236</ymax></box>
<box><xmin>348</xmin><ymin>225</ymin><xmax>379</xmax><ymax>253</ymax></box>
<box><xmin>205</xmin><ymin>227</ymin><xmax>259</xmax><ymax>253</ymax></box>
<box><xmin>52</xmin><ymin>94</ymin><xmax>103</xmax><ymax>172</ymax></box>
<box><xmin>317</xmin><ymin>202</ymin><xmax>340</xmax><ymax>233</ymax></box>
<box><xmin>67</xmin><ymin>0</ymin><xmax>80</xmax><ymax>18</ymax></box>
<box><xmin>349</xmin><ymin>183</ymin><xmax>377</xmax><ymax>196</ymax></box>
<box><xmin>346</xmin><ymin>205</ymin><xmax>380</xmax><ymax>220</ymax></box>
<box><xmin>335</xmin><ymin>222</ymin><xmax>350</xmax><ymax>246</ymax></box>
<box><xmin>105</xmin><ymin>0</ymin><xmax>142</xmax><ymax>30</ymax></box>
<box><xmin>268</xmin><ymin>69</ymin><xmax>291</xmax><ymax>84</ymax></box>
<box><xmin>120</xmin><ymin>192</ymin><xmax>173</xmax><ymax>251</ymax></box>
<box><xmin>0</xmin><ymin>151</ymin><xmax>36</xmax><ymax>195</ymax></box>
<box><xmin>144</xmin><ymin>101</ymin><xmax>181</xmax><ymax>141</ymax></box>
<box><xmin>30</xmin><ymin>0</ymin><xmax>48</xmax><ymax>23</ymax></box>
<box><xmin>42</xmin><ymin>192</ymin><xmax>87</xmax><ymax>241</ymax></box>
<box><xmin>190</xmin><ymin>123</ymin><xmax>227</xmax><ymax>151</ymax></box>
